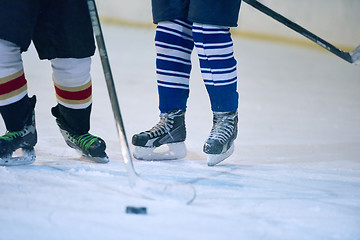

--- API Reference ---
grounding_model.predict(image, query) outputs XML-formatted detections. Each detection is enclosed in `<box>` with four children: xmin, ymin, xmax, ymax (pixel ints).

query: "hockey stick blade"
<box><xmin>243</xmin><ymin>0</ymin><xmax>358</xmax><ymax>65</ymax></box>
<box><xmin>87</xmin><ymin>0</ymin><xmax>196</xmax><ymax>204</ymax></box>
<box><xmin>350</xmin><ymin>45</ymin><xmax>360</xmax><ymax>65</ymax></box>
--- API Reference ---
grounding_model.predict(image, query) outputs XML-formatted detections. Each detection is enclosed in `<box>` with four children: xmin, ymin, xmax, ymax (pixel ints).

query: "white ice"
<box><xmin>1</xmin><ymin>24</ymin><xmax>360</xmax><ymax>240</ymax></box>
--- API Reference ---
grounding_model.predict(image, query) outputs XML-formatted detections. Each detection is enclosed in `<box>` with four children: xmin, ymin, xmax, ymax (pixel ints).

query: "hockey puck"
<box><xmin>125</xmin><ymin>206</ymin><xmax>147</xmax><ymax>215</ymax></box>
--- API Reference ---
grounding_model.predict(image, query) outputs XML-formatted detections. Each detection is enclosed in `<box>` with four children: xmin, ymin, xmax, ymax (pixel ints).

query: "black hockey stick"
<box><xmin>86</xmin><ymin>0</ymin><xmax>196</xmax><ymax>204</ymax></box>
<box><xmin>242</xmin><ymin>0</ymin><xmax>360</xmax><ymax>65</ymax></box>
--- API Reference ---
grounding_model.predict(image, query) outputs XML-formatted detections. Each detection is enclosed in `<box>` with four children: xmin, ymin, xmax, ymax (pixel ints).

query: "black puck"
<box><xmin>125</xmin><ymin>206</ymin><xmax>147</xmax><ymax>215</ymax></box>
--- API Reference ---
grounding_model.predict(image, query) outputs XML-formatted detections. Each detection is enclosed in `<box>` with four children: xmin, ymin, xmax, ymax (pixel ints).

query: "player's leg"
<box><xmin>0</xmin><ymin>1</ymin><xmax>40</xmax><ymax>164</ymax></box>
<box><xmin>33</xmin><ymin>1</ymin><xmax>107</xmax><ymax>162</ymax></box>
<box><xmin>132</xmin><ymin>18</ymin><xmax>194</xmax><ymax>160</ymax></box>
<box><xmin>189</xmin><ymin>0</ymin><xmax>241</xmax><ymax>166</ymax></box>
<box><xmin>0</xmin><ymin>39</ymin><xmax>37</xmax><ymax>163</ymax></box>
<box><xmin>50</xmin><ymin>57</ymin><xmax>107</xmax><ymax>162</ymax></box>
<box><xmin>131</xmin><ymin>0</ymin><xmax>194</xmax><ymax>160</ymax></box>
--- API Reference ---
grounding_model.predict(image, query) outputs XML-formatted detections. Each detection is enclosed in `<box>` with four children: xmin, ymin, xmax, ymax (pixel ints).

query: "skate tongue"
<box><xmin>0</xmin><ymin>148</ymin><xmax>36</xmax><ymax>166</ymax></box>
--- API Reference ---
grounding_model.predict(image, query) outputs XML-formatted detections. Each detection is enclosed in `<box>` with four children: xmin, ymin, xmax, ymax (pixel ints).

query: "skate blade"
<box><xmin>80</xmin><ymin>153</ymin><xmax>109</xmax><ymax>163</ymax></box>
<box><xmin>207</xmin><ymin>144</ymin><xmax>234</xmax><ymax>166</ymax></box>
<box><xmin>133</xmin><ymin>142</ymin><xmax>187</xmax><ymax>161</ymax></box>
<box><xmin>0</xmin><ymin>148</ymin><xmax>36</xmax><ymax>166</ymax></box>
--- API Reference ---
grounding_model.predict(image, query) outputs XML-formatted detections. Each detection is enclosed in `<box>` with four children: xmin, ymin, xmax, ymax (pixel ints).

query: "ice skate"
<box><xmin>0</xmin><ymin>110</ymin><xmax>37</xmax><ymax>166</ymax></box>
<box><xmin>132</xmin><ymin>109</ymin><xmax>187</xmax><ymax>160</ymax></box>
<box><xmin>203</xmin><ymin>110</ymin><xmax>238</xmax><ymax>166</ymax></box>
<box><xmin>55</xmin><ymin>118</ymin><xmax>109</xmax><ymax>163</ymax></box>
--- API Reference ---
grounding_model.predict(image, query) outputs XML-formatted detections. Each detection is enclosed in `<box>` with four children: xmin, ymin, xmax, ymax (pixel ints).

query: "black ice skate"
<box><xmin>55</xmin><ymin>118</ymin><xmax>109</xmax><ymax>163</ymax></box>
<box><xmin>0</xmin><ymin>110</ymin><xmax>37</xmax><ymax>166</ymax></box>
<box><xmin>203</xmin><ymin>110</ymin><xmax>238</xmax><ymax>166</ymax></box>
<box><xmin>132</xmin><ymin>109</ymin><xmax>187</xmax><ymax>160</ymax></box>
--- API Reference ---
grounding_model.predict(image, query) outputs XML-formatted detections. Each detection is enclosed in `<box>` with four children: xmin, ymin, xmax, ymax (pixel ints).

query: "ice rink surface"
<box><xmin>1</xmin><ymin>24</ymin><xmax>360</xmax><ymax>240</ymax></box>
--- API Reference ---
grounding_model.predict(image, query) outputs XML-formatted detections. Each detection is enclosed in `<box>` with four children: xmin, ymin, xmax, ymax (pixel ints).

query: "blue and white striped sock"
<box><xmin>155</xmin><ymin>19</ymin><xmax>194</xmax><ymax>113</ymax></box>
<box><xmin>192</xmin><ymin>23</ymin><xmax>239</xmax><ymax>112</ymax></box>
<box><xmin>155</xmin><ymin>20</ymin><xmax>239</xmax><ymax>113</ymax></box>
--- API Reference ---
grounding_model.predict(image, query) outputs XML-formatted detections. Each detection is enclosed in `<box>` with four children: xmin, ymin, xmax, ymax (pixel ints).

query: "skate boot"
<box><xmin>132</xmin><ymin>109</ymin><xmax>187</xmax><ymax>160</ymax></box>
<box><xmin>203</xmin><ymin>110</ymin><xmax>238</xmax><ymax>166</ymax></box>
<box><xmin>54</xmin><ymin>117</ymin><xmax>109</xmax><ymax>163</ymax></box>
<box><xmin>0</xmin><ymin>109</ymin><xmax>37</xmax><ymax>166</ymax></box>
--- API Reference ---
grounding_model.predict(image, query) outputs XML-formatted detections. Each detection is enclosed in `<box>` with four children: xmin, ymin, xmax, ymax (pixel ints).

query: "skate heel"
<box><xmin>206</xmin><ymin>144</ymin><xmax>234</xmax><ymax>166</ymax></box>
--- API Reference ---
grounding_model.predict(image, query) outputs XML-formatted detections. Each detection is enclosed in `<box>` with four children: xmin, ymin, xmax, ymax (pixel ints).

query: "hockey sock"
<box><xmin>51</xmin><ymin>104</ymin><xmax>91</xmax><ymax>135</ymax></box>
<box><xmin>51</xmin><ymin>57</ymin><xmax>92</xmax><ymax>109</ymax></box>
<box><xmin>192</xmin><ymin>23</ymin><xmax>239</xmax><ymax>112</ymax></box>
<box><xmin>0</xmin><ymin>39</ymin><xmax>33</xmax><ymax>131</ymax></box>
<box><xmin>51</xmin><ymin>57</ymin><xmax>92</xmax><ymax>134</ymax></box>
<box><xmin>155</xmin><ymin>19</ymin><xmax>194</xmax><ymax>113</ymax></box>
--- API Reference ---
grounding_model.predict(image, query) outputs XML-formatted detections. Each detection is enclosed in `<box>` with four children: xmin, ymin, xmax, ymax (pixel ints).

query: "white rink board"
<box><xmin>96</xmin><ymin>0</ymin><xmax>360</xmax><ymax>47</ymax></box>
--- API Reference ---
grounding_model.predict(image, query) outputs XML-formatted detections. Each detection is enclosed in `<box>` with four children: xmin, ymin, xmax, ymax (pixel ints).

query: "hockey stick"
<box><xmin>242</xmin><ymin>0</ymin><xmax>360</xmax><ymax>65</ymax></box>
<box><xmin>86</xmin><ymin>0</ymin><xmax>196</xmax><ymax>204</ymax></box>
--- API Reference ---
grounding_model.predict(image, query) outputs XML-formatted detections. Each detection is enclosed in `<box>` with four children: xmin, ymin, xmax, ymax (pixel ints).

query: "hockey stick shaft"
<box><xmin>242</xmin><ymin>0</ymin><xmax>355</xmax><ymax>64</ymax></box>
<box><xmin>86</xmin><ymin>0</ymin><xmax>196</xmax><ymax>204</ymax></box>
<box><xmin>87</xmin><ymin>0</ymin><xmax>137</xmax><ymax>183</ymax></box>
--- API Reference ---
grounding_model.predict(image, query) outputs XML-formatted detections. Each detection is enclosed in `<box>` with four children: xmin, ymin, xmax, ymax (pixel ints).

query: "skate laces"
<box><xmin>145</xmin><ymin>110</ymin><xmax>184</xmax><ymax>138</ymax></box>
<box><xmin>146</xmin><ymin>113</ymin><xmax>175</xmax><ymax>138</ymax></box>
<box><xmin>0</xmin><ymin>131</ymin><xmax>21</xmax><ymax>141</ymax></box>
<box><xmin>66</xmin><ymin>132</ymin><xmax>100</xmax><ymax>151</ymax></box>
<box><xmin>208</xmin><ymin>112</ymin><xmax>237</xmax><ymax>144</ymax></box>
<box><xmin>0</xmin><ymin>126</ymin><xmax>32</xmax><ymax>141</ymax></box>
<box><xmin>0</xmin><ymin>111</ymin><xmax>35</xmax><ymax>141</ymax></box>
